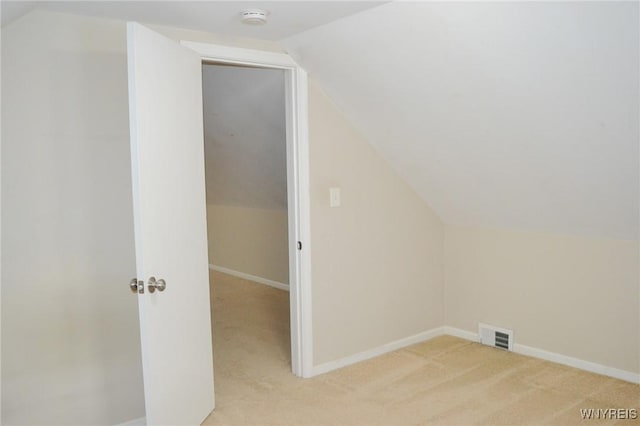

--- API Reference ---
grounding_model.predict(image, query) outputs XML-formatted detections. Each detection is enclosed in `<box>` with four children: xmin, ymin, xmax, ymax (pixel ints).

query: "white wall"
<box><xmin>202</xmin><ymin>64</ymin><xmax>287</xmax><ymax>210</ymax></box>
<box><xmin>289</xmin><ymin>1</ymin><xmax>640</xmax><ymax>377</ymax></box>
<box><xmin>1</xmin><ymin>11</ymin><xmax>143</xmax><ymax>425</ymax></box>
<box><xmin>444</xmin><ymin>225</ymin><xmax>639</xmax><ymax>374</ymax></box>
<box><xmin>308</xmin><ymin>81</ymin><xmax>445</xmax><ymax>365</ymax></box>
<box><xmin>206</xmin><ymin>205</ymin><xmax>289</xmax><ymax>285</ymax></box>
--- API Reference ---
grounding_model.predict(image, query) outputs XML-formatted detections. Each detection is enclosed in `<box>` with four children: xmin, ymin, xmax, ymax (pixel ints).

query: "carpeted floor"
<box><xmin>202</xmin><ymin>270</ymin><xmax>639</xmax><ymax>425</ymax></box>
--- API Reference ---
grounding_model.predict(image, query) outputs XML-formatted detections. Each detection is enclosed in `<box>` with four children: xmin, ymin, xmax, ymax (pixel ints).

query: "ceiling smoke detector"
<box><xmin>241</xmin><ymin>9</ymin><xmax>269</xmax><ymax>25</ymax></box>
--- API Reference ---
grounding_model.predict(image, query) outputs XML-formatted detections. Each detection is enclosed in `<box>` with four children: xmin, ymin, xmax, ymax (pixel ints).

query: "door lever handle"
<box><xmin>148</xmin><ymin>276</ymin><xmax>166</xmax><ymax>293</ymax></box>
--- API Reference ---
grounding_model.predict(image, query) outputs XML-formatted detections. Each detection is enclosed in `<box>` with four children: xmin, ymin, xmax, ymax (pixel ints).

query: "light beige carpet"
<box><xmin>202</xmin><ymin>270</ymin><xmax>639</xmax><ymax>425</ymax></box>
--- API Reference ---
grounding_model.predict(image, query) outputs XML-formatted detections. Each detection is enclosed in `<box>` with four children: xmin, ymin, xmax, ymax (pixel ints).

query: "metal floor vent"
<box><xmin>479</xmin><ymin>323</ymin><xmax>514</xmax><ymax>351</ymax></box>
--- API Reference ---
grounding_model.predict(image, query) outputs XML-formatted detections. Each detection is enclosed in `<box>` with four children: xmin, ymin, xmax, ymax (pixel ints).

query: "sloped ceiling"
<box><xmin>1</xmin><ymin>1</ymin><xmax>384</xmax><ymax>39</ymax></box>
<box><xmin>202</xmin><ymin>64</ymin><xmax>287</xmax><ymax>210</ymax></box>
<box><xmin>284</xmin><ymin>2</ymin><xmax>639</xmax><ymax>240</ymax></box>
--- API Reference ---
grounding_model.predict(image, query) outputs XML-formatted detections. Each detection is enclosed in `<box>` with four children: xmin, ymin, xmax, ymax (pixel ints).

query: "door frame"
<box><xmin>182</xmin><ymin>41</ymin><xmax>313</xmax><ymax>378</ymax></box>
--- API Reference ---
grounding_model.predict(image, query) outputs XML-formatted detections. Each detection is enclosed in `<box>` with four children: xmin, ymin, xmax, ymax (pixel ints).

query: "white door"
<box><xmin>127</xmin><ymin>22</ymin><xmax>215</xmax><ymax>425</ymax></box>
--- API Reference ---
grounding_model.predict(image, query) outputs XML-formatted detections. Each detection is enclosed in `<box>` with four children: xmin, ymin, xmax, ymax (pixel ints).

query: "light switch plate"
<box><xmin>330</xmin><ymin>187</ymin><xmax>341</xmax><ymax>207</ymax></box>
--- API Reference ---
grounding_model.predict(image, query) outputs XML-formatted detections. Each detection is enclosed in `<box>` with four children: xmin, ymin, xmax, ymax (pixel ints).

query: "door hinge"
<box><xmin>297</xmin><ymin>241</ymin><xmax>302</xmax><ymax>250</ymax></box>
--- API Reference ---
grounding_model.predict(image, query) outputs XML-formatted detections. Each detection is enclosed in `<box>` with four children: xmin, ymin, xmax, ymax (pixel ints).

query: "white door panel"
<box><xmin>127</xmin><ymin>22</ymin><xmax>214</xmax><ymax>425</ymax></box>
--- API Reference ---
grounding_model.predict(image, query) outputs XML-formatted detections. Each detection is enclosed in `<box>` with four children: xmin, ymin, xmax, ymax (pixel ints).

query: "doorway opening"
<box><xmin>202</xmin><ymin>63</ymin><xmax>293</xmax><ymax>377</ymax></box>
<box><xmin>184</xmin><ymin>41</ymin><xmax>313</xmax><ymax>379</ymax></box>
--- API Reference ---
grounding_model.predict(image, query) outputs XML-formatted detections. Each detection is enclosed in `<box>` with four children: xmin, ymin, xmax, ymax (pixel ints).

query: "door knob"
<box><xmin>148</xmin><ymin>276</ymin><xmax>166</xmax><ymax>293</ymax></box>
<box><xmin>130</xmin><ymin>278</ymin><xmax>144</xmax><ymax>294</ymax></box>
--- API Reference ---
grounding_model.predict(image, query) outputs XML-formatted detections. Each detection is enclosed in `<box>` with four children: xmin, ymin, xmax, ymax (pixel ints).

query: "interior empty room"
<box><xmin>1</xmin><ymin>1</ymin><xmax>638</xmax><ymax>425</ymax></box>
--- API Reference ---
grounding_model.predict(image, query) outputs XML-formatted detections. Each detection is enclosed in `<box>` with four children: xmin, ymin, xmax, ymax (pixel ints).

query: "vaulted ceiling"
<box><xmin>4</xmin><ymin>1</ymin><xmax>637</xmax><ymax>239</ymax></box>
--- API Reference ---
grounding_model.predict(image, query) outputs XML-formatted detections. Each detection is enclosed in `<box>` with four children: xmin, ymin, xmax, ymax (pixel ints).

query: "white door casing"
<box><xmin>181</xmin><ymin>41</ymin><xmax>314</xmax><ymax>379</ymax></box>
<box><xmin>127</xmin><ymin>23</ymin><xmax>215</xmax><ymax>425</ymax></box>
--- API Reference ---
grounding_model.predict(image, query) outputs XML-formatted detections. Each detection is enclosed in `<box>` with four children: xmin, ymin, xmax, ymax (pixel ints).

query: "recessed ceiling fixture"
<box><xmin>241</xmin><ymin>9</ymin><xmax>269</xmax><ymax>25</ymax></box>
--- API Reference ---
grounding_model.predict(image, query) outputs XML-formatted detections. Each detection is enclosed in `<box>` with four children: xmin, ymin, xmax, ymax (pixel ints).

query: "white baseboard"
<box><xmin>209</xmin><ymin>264</ymin><xmax>289</xmax><ymax>291</ymax></box>
<box><xmin>444</xmin><ymin>326</ymin><xmax>639</xmax><ymax>384</ymax></box>
<box><xmin>309</xmin><ymin>325</ymin><xmax>639</xmax><ymax>384</ymax></box>
<box><xmin>311</xmin><ymin>327</ymin><xmax>445</xmax><ymax>376</ymax></box>
<box><xmin>114</xmin><ymin>417</ymin><xmax>145</xmax><ymax>426</ymax></box>
<box><xmin>513</xmin><ymin>342</ymin><xmax>640</xmax><ymax>384</ymax></box>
